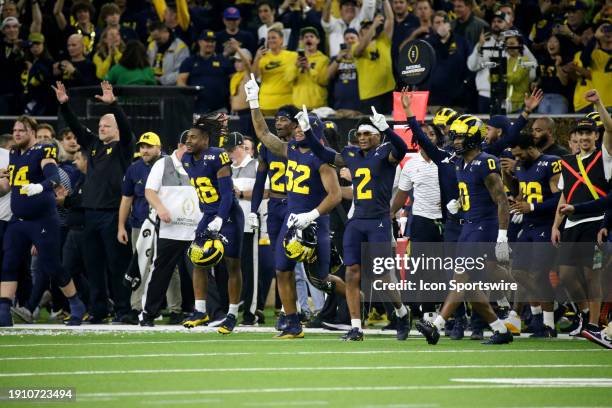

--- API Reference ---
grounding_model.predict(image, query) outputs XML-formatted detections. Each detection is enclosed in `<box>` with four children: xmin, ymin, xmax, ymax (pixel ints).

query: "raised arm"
<box><xmin>53</xmin><ymin>0</ymin><xmax>67</xmax><ymax>31</ymax></box>
<box><xmin>585</xmin><ymin>89</ymin><xmax>612</xmax><ymax>153</ymax></box>
<box><xmin>401</xmin><ymin>88</ymin><xmax>445</xmax><ymax>164</ymax></box>
<box><xmin>245</xmin><ymin>74</ymin><xmax>288</xmax><ymax>158</ymax></box>
<box><xmin>30</xmin><ymin>0</ymin><xmax>42</xmax><ymax>33</ymax></box>
<box><xmin>295</xmin><ymin>106</ymin><xmax>344</xmax><ymax>167</ymax></box>
<box><xmin>53</xmin><ymin>81</ymin><xmax>95</xmax><ymax>149</ymax></box>
<box><xmin>382</xmin><ymin>0</ymin><xmax>393</xmax><ymax>39</ymax></box>
<box><xmin>95</xmin><ymin>81</ymin><xmax>134</xmax><ymax>147</ymax></box>
<box><xmin>370</xmin><ymin>106</ymin><xmax>408</xmax><ymax>162</ymax></box>
<box><xmin>353</xmin><ymin>14</ymin><xmax>383</xmax><ymax>58</ymax></box>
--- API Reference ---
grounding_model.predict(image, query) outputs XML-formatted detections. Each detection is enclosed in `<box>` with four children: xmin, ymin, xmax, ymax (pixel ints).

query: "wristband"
<box><xmin>497</xmin><ymin>229</ymin><xmax>507</xmax><ymax>241</ymax></box>
<box><xmin>248</xmin><ymin>100</ymin><xmax>259</xmax><ymax>109</ymax></box>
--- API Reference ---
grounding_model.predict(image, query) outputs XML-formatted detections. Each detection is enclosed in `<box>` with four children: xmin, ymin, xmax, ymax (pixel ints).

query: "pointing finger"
<box><xmin>250</xmin><ymin>73</ymin><xmax>256</xmax><ymax>82</ymax></box>
<box><xmin>371</xmin><ymin>106</ymin><xmax>378</xmax><ymax>116</ymax></box>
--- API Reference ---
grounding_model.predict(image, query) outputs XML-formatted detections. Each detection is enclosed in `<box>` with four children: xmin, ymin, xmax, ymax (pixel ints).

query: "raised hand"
<box><xmin>94</xmin><ymin>81</ymin><xmax>116</xmax><ymax>104</ymax></box>
<box><xmin>524</xmin><ymin>87</ymin><xmax>544</xmax><ymax>111</ymax></box>
<box><xmin>244</xmin><ymin>73</ymin><xmax>260</xmax><ymax>109</ymax></box>
<box><xmin>51</xmin><ymin>81</ymin><xmax>69</xmax><ymax>104</ymax></box>
<box><xmin>370</xmin><ymin>106</ymin><xmax>389</xmax><ymax>131</ymax></box>
<box><xmin>294</xmin><ymin>105</ymin><xmax>311</xmax><ymax>132</ymax></box>
<box><xmin>584</xmin><ymin>89</ymin><xmax>601</xmax><ymax>104</ymax></box>
<box><xmin>400</xmin><ymin>85</ymin><xmax>413</xmax><ymax>116</ymax></box>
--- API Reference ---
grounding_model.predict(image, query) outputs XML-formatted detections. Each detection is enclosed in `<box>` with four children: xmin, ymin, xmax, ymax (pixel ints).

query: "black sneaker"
<box><xmin>395</xmin><ymin>313</ymin><xmax>410</xmax><ymax>341</ymax></box>
<box><xmin>470</xmin><ymin>327</ymin><xmax>484</xmax><ymax>340</ymax></box>
<box><xmin>168</xmin><ymin>312</ymin><xmax>184</xmax><ymax>325</ymax></box>
<box><xmin>240</xmin><ymin>314</ymin><xmax>259</xmax><ymax>326</ymax></box>
<box><xmin>341</xmin><ymin>328</ymin><xmax>364</xmax><ymax>341</ymax></box>
<box><xmin>121</xmin><ymin>309</ymin><xmax>140</xmax><ymax>325</ymax></box>
<box><xmin>305</xmin><ymin>314</ymin><xmax>324</xmax><ymax>328</ymax></box>
<box><xmin>482</xmin><ymin>330</ymin><xmax>513</xmax><ymax>345</ymax></box>
<box><xmin>450</xmin><ymin>317</ymin><xmax>467</xmax><ymax>340</ymax></box>
<box><xmin>415</xmin><ymin>320</ymin><xmax>440</xmax><ymax>345</ymax></box>
<box><xmin>530</xmin><ymin>325</ymin><xmax>557</xmax><ymax>338</ymax></box>
<box><xmin>140</xmin><ymin>314</ymin><xmax>155</xmax><ymax>327</ymax></box>
<box><xmin>255</xmin><ymin>309</ymin><xmax>265</xmax><ymax>325</ymax></box>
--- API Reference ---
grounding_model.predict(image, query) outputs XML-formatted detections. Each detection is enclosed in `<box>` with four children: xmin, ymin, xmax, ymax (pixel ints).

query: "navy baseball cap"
<box><xmin>198</xmin><ymin>30</ymin><xmax>216</xmax><ymax>41</ymax></box>
<box><xmin>224</xmin><ymin>7</ymin><xmax>241</xmax><ymax>20</ymax></box>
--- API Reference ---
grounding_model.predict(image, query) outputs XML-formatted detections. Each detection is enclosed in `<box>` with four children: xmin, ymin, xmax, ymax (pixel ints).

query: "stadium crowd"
<box><xmin>0</xmin><ymin>0</ymin><xmax>610</xmax><ymax>348</ymax></box>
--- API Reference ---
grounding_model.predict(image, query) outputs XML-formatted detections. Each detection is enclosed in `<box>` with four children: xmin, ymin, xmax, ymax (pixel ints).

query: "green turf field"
<box><xmin>0</xmin><ymin>329</ymin><xmax>610</xmax><ymax>408</ymax></box>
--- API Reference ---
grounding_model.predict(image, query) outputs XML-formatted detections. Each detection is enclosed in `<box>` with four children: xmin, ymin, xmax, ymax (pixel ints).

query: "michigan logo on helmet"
<box><xmin>284</xmin><ymin>223</ymin><xmax>318</xmax><ymax>263</ymax></box>
<box><xmin>433</xmin><ymin>108</ymin><xmax>459</xmax><ymax>126</ymax></box>
<box><xmin>188</xmin><ymin>231</ymin><xmax>228</xmax><ymax>267</ymax></box>
<box><xmin>585</xmin><ymin>112</ymin><xmax>603</xmax><ymax>129</ymax></box>
<box><xmin>449</xmin><ymin>114</ymin><xmax>484</xmax><ymax>154</ymax></box>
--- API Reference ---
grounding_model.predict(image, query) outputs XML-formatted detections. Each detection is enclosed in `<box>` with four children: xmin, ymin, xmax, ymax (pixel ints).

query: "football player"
<box><xmin>246</xmin><ymin>74</ymin><xmax>346</xmax><ymax>339</ymax></box>
<box><xmin>181</xmin><ymin>117</ymin><xmax>245</xmax><ymax>334</ymax></box>
<box><xmin>507</xmin><ymin>132</ymin><xmax>562</xmax><ymax>337</ymax></box>
<box><xmin>0</xmin><ymin>116</ymin><xmax>86</xmax><ymax>326</ymax></box>
<box><xmin>301</xmin><ymin>104</ymin><xmax>410</xmax><ymax>341</ymax></box>
<box><xmin>415</xmin><ymin>115</ymin><xmax>514</xmax><ymax>345</ymax></box>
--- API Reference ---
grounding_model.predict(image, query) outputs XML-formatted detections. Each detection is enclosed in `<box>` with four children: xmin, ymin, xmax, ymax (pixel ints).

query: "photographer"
<box><xmin>467</xmin><ymin>12</ymin><xmax>537</xmax><ymax>113</ymax></box>
<box><xmin>505</xmin><ymin>32</ymin><xmax>537</xmax><ymax>112</ymax></box>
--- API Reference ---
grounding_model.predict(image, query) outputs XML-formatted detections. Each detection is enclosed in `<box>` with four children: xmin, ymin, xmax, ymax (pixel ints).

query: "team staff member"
<box><xmin>252</xmin><ymin>27</ymin><xmax>298</xmax><ymax>115</ymax></box>
<box><xmin>552</xmin><ymin>89</ymin><xmax>612</xmax><ymax>339</ymax></box>
<box><xmin>140</xmin><ymin>135</ymin><xmax>201</xmax><ymax>326</ymax></box>
<box><xmin>118</xmin><ymin>131</ymin><xmax>162</xmax><ymax>323</ymax></box>
<box><xmin>177</xmin><ymin>31</ymin><xmax>234</xmax><ymax>114</ymax></box>
<box><xmin>53</xmin><ymin>81</ymin><xmax>134</xmax><ymax>324</ymax></box>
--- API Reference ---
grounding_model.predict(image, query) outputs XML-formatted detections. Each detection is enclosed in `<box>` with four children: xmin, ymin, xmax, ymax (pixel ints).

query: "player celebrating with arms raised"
<box><xmin>300</xmin><ymin>105</ymin><xmax>410</xmax><ymax>341</ymax></box>
<box><xmin>0</xmin><ymin>116</ymin><xmax>86</xmax><ymax>326</ymax></box>
<box><xmin>246</xmin><ymin>74</ymin><xmax>346</xmax><ymax>339</ymax></box>
<box><xmin>181</xmin><ymin>117</ymin><xmax>245</xmax><ymax>335</ymax></box>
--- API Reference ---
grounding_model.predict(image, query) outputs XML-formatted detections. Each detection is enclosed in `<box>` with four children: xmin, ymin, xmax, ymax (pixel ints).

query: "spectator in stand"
<box><xmin>425</xmin><ymin>11</ymin><xmax>471</xmax><ymax>110</ymax></box>
<box><xmin>257</xmin><ymin>0</ymin><xmax>290</xmax><ymax>47</ymax></box>
<box><xmin>53</xmin><ymin>0</ymin><xmax>97</xmax><ymax>57</ymax></box>
<box><xmin>216</xmin><ymin>7</ymin><xmax>257</xmax><ymax>57</ymax></box>
<box><xmin>529</xmin><ymin>0</ymin><xmax>565</xmax><ymax>54</ymax></box>
<box><xmin>289</xmin><ymin>27</ymin><xmax>329</xmax><ymax>109</ymax></box>
<box><xmin>451</xmin><ymin>0</ymin><xmax>489</xmax><ymax>48</ymax></box>
<box><xmin>93</xmin><ymin>27</ymin><xmax>125</xmax><ymax>80</ymax></box>
<box><xmin>534</xmin><ymin>34</ymin><xmax>572</xmax><ymax>113</ymax></box>
<box><xmin>328</xmin><ymin>28</ymin><xmax>361</xmax><ymax>115</ymax></box>
<box><xmin>35</xmin><ymin>123</ymin><xmax>56</xmax><ymax>142</ymax></box>
<box><xmin>551</xmin><ymin>1</ymin><xmax>593</xmax><ymax>56</ymax></box>
<box><xmin>467</xmin><ymin>11</ymin><xmax>537</xmax><ymax>113</ymax></box>
<box><xmin>21</xmin><ymin>33</ymin><xmax>54</xmax><ymax>115</ymax></box>
<box><xmin>1</xmin><ymin>1</ymin><xmax>19</xmax><ymax>20</ymax></box>
<box><xmin>480</xmin><ymin>0</ymin><xmax>497</xmax><ymax>24</ymax></box>
<box><xmin>161</xmin><ymin>3</ymin><xmax>193</xmax><ymax>48</ymax></box>
<box><xmin>53</xmin><ymin>34</ymin><xmax>98</xmax><ymax>88</ymax></box>
<box><xmin>353</xmin><ymin>0</ymin><xmax>395</xmax><ymax>114</ymax></box>
<box><xmin>279</xmin><ymin>0</ymin><xmax>325</xmax><ymax>51</ymax></box>
<box><xmin>0</xmin><ymin>16</ymin><xmax>26</xmax><ymax>114</ymax></box>
<box><xmin>568</xmin><ymin>22</ymin><xmax>612</xmax><ymax>112</ymax></box>
<box><xmin>147</xmin><ymin>22</ymin><xmax>189</xmax><ymax>86</ymax></box>
<box><xmin>98</xmin><ymin>3</ymin><xmax>138</xmax><ymax>44</ymax></box>
<box><xmin>252</xmin><ymin>27</ymin><xmax>297</xmax><ymax>115</ymax></box>
<box><xmin>178</xmin><ymin>30</ymin><xmax>234</xmax><ymax>114</ymax></box>
<box><xmin>230</xmin><ymin>43</ymin><xmax>255</xmax><ymax>137</ymax></box>
<box><xmin>105</xmin><ymin>40</ymin><xmax>156</xmax><ymax>85</ymax></box>
<box><xmin>504</xmin><ymin>31</ymin><xmax>537</xmax><ymax>113</ymax></box>
<box><xmin>321</xmin><ymin>0</ymin><xmax>375</xmax><ymax>58</ymax></box>
<box><xmin>392</xmin><ymin>0</ymin><xmax>420</xmax><ymax>62</ymax></box>
<box><xmin>399</xmin><ymin>0</ymin><xmax>434</xmax><ymax>47</ymax></box>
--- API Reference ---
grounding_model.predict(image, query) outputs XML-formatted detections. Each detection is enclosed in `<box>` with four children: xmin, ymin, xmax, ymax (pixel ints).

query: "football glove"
<box><xmin>370</xmin><ymin>106</ymin><xmax>389</xmax><ymax>131</ymax></box>
<box><xmin>244</xmin><ymin>73</ymin><xmax>260</xmax><ymax>109</ymax></box>
<box><xmin>248</xmin><ymin>212</ymin><xmax>260</xmax><ymax>230</ymax></box>
<box><xmin>295</xmin><ymin>105</ymin><xmax>311</xmax><ymax>132</ymax></box>
<box><xmin>446</xmin><ymin>199</ymin><xmax>460</xmax><ymax>215</ymax></box>
<box><xmin>207</xmin><ymin>216</ymin><xmax>223</xmax><ymax>233</ymax></box>
<box><xmin>22</xmin><ymin>183</ymin><xmax>44</xmax><ymax>196</ymax></box>
<box><xmin>495</xmin><ymin>229</ymin><xmax>510</xmax><ymax>263</ymax></box>
<box><xmin>287</xmin><ymin>209</ymin><xmax>320</xmax><ymax>230</ymax></box>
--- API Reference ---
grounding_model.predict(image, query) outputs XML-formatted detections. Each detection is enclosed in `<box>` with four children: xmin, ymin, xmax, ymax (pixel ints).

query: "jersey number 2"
<box><xmin>354</xmin><ymin>168</ymin><xmax>372</xmax><ymax>200</ymax></box>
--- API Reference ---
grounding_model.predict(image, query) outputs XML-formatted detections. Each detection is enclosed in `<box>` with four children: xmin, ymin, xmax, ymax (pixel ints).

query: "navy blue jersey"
<box><xmin>8</xmin><ymin>143</ymin><xmax>58</xmax><ymax>219</ymax></box>
<box><xmin>182</xmin><ymin>147</ymin><xmax>237</xmax><ymax>215</ymax></box>
<box><xmin>341</xmin><ymin>143</ymin><xmax>396</xmax><ymax>218</ymax></box>
<box><xmin>286</xmin><ymin>140</ymin><xmax>328</xmax><ymax>213</ymax></box>
<box><xmin>455</xmin><ymin>152</ymin><xmax>500</xmax><ymax>222</ymax></box>
<box><xmin>259</xmin><ymin>143</ymin><xmax>287</xmax><ymax>195</ymax></box>
<box><xmin>121</xmin><ymin>158</ymin><xmax>154</xmax><ymax>228</ymax></box>
<box><xmin>514</xmin><ymin>154</ymin><xmax>561</xmax><ymax>224</ymax></box>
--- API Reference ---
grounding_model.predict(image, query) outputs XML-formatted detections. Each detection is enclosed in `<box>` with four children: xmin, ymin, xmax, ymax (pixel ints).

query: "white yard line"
<box><xmin>451</xmin><ymin>378</ymin><xmax>612</xmax><ymax>386</ymax></box>
<box><xmin>0</xmin><ymin>349</ymin><xmax>606</xmax><ymax>361</ymax></box>
<box><xmin>72</xmin><ymin>384</ymin><xmax>612</xmax><ymax>399</ymax></box>
<box><xmin>0</xmin><ymin>364</ymin><xmax>608</xmax><ymax>378</ymax></box>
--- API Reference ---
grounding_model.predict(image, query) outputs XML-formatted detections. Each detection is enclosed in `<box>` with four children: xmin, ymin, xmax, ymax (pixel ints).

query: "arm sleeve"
<box><xmin>407</xmin><ymin>116</ymin><xmax>445</xmax><ymax>164</ymax></box>
<box><xmin>304</xmin><ymin>127</ymin><xmax>337</xmax><ymax>165</ymax></box>
<box><xmin>250</xmin><ymin>167</ymin><xmax>267</xmax><ymax>213</ymax></box>
<box><xmin>572</xmin><ymin>194</ymin><xmax>612</xmax><ymax>215</ymax></box>
<box><xmin>107</xmin><ymin>102</ymin><xmax>134</xmax><ymax>148</ymax></box>
<box><xmin>59</xmin><ymin>102</ymin><xmax>95</xmax><ymax>150</ymax></box>
<box><xmin>383</xmin><ymin>127</ymin><xmax>408</xmax><ymax>160</ymax></box>
<box><xmin>532</xmin><ymin>191</ymin><xmax>561</xmax><ymax>215</ymax></box>
<box><xmin>484</xmin><ymin>114</ymin><xmax>527</xmax><ymax>156</ymax></box>
<box><xmin>40</xmin><ymin>162</ymin><xmax>60</xmax><ymax>191</ymax></box>
<box><xmin>216</xmin><ymin>175</ymin><xmax>234</xmax><ymax>220</ymax></box>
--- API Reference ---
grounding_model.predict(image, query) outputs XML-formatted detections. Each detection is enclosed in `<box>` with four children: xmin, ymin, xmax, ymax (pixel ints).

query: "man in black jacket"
<box><xmin>53</xmin><ymin>80</ymin><xmax>135</xmax><ymax>323</ymax></box>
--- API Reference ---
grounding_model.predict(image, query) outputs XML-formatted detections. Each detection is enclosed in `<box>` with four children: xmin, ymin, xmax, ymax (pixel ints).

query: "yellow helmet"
<box><xmin>188</xmin><ymin>232</ymin><xmax>227</xmax><ymax>267</ymax></box>
<box><xmin>283</xmin><ymin>223</ymin><xmax>318</xmax><ymax>263</ymax></box>
<box><xmin>585</xmin><ymin>112</ymin><xmax>603</xmax><ymax>129</ymax></box>
<box><xmin>433</xmin><ymin>108</ymin><xmax>459</xmax><ymax>127</ymax></box>
<box><xmin>449</xmin><ymin>114</ymin><xmax>485</xmax><ymax>154</ymax></box>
